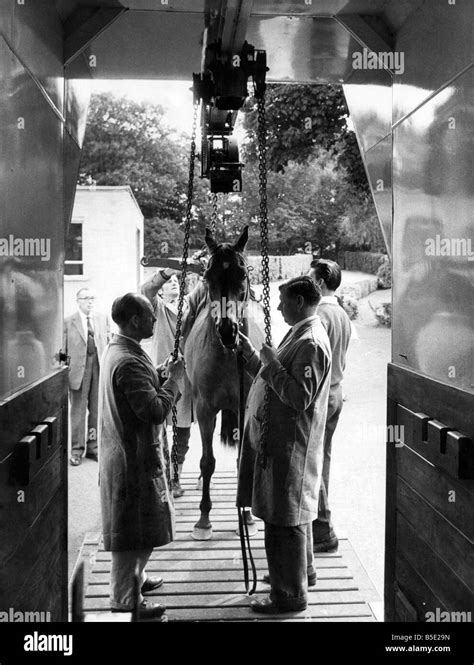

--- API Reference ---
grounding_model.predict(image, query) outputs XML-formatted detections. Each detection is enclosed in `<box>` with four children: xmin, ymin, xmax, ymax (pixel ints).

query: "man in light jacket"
<box><xmin>309</xmin><ymin>259</ymin><xmax>352</xmax><ymax>553</ymax></box>
<box><xmin>64</xmin><ymin>288</ymin><xmax>110</xmax><ymax>465</ymax></box>
<box><xmin>237</xmin><ymin>276</ymin><xmax>332</xmax><ymax>614</ymax></box>
<box><xmin>99</xmin><ymin>293</ymin><xmax>184</xmax><ymax>617</ymax></box>
<box><xmin>141</xmin><ymin>268</ymin><xmax>194</xmax><ymax>497</ymax></box>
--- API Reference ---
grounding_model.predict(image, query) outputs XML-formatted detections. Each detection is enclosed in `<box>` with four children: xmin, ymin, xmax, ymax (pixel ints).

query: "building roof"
<box><xmin>75</xmin><ymin>185</ymin><xmax>144</xmax><ymax>218</ymax></box>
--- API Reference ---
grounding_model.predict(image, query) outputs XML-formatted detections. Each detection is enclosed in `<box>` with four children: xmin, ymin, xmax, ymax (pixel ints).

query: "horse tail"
<box><xmin>220</xmin><ymin>409</ymin><xmax>239</xmax><ymax>447</ymax></box>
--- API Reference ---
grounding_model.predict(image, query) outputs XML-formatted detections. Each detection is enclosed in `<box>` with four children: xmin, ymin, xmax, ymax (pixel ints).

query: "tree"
<box><xmin>79</xmin><ymin>92</ymin><xmax>190</xmax><ymax>222</ymax></box>
<box><xmin>144</xmin><ymin>217</ymin><xmax>185</xmax><ymax>259</ymax></box>
<box><xmin>242</xmin><ymin>84</ymin><xmax>370</xmax><ymax>196</ymax></box>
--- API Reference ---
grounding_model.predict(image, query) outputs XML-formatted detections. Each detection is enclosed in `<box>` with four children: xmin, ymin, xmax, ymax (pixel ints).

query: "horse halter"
<box><xmin>205</xmin><ymin>250</ymin><xmax>251</xmax><ymax>350</ymax></box>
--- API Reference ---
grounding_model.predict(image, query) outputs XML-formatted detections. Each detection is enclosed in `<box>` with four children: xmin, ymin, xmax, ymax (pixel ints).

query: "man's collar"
<box><xmin>291</xmin><ymin>314</ymin><xmax>319</xmax><ymax>333</ymax></box>
<box><xmin>115</xmin><ymin>332</ymin><xmax>143</xmax><ymax>350</ymax></box>
<box><xmin>319</xmin><ymin>295</ymin><xmax>339</xmax><ymax>305</ymax></box>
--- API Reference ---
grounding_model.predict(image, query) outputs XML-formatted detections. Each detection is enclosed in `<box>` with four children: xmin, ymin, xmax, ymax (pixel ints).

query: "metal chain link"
<box><xmin>170</xmin><ymin>100</ymin><xmax>199</xmax><ymax>486</ymax></box>
<box><xmin>210</xmin><ymin>192</ymin><xmax>218</xmax><ymax>236</ymax></box>
<box><xmin>257</xmin><ymin>94</ymin><xmax>271</xmax><ymax>469</ymax></box>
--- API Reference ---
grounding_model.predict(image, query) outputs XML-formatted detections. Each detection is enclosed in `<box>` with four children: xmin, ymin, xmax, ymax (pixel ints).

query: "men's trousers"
<box><xmin>265</xmin><ymin>522</ymin><xmax>314</xmax><ymax>611</ymax></box>
<box><xmin>110</xmin><ymin>548</ymin><xmax>153</xmax><ymax>610</ymax></box>
<box><xmin>312</xmin><ymin>384</ymin><xmax>344</xmax><ymax>542</ymax></box>
<box><xmin>70</xmin><ymin>352</ymin><xmax>99</xmax><ymax>458</ymax></box>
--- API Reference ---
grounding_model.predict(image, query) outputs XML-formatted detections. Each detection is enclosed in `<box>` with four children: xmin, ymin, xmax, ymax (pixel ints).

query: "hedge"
<box><xmin>340</xmin><ymin>251</ymin><xmax>386</xmax><ymax>275</ymax></box>
<box><xmin>246</xmin><ymin>255</ymin><xmax>313</xmax><ymax>285</ymax></box>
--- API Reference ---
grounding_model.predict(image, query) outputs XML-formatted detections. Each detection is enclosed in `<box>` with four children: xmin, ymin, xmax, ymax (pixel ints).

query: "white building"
<box><xmin>64</xmin><ymin>186</ymin><xmax>144</xmax><ymax>318</ymax></box>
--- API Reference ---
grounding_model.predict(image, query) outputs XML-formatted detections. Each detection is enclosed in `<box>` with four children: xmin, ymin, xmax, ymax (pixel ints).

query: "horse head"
<box><xmin>204</xmin><ymin>226</ymin><xmax>249</xmax><ymax>350</ymax></box>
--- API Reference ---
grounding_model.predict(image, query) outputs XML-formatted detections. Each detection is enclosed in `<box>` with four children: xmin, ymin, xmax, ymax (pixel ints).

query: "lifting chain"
<box><xmin>257</xmin><ymin>94</ymin><xmax>272</xmax><ymax>469</ymax></box>
<box><xmin>169</xmin><ymin>100</ymin><xmax>199</xmax><ymax>487</ymax></box>
<box><xmin>210</xmin><ymin>191</ymin><xmax>218</xmax><ymax>236</ymax></box>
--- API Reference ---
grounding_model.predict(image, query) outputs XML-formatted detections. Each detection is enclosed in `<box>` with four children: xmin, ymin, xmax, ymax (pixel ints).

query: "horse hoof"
<box><xmin>235</xmin><ymin>523</ymin><xmax>258</xmax><ymax>537</ymax></box>
<box><xmin>192</xmin><ymin>527</ymin><xmax>212</xmax><ymax>541</ymax></box>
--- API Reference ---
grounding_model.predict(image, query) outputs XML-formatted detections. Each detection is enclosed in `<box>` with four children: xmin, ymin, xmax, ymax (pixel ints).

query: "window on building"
<box><xmin>65</xmin><ymin>221</ymin><xmax>83</xmax><ymax>275</ymax></box>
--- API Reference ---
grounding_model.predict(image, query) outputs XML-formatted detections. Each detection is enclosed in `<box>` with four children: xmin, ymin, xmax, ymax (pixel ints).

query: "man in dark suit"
<box><xmin>64</xmin><ymin>287</ymin><xmax>110</xmax><ymax>466</ymax></box>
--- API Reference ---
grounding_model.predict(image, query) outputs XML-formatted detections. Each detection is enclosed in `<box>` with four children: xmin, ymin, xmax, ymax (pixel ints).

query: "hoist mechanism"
<box><xmin>193</xmin><ymin>39</ymin><xmax>267</xmax><ymax>193</ymax></box>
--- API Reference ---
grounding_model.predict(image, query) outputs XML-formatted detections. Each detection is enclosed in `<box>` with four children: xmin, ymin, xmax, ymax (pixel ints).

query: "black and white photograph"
<box><xmin>0</xmin><ymin>1</ymin><xmax>472</xmax><ymax>664</ymax></box>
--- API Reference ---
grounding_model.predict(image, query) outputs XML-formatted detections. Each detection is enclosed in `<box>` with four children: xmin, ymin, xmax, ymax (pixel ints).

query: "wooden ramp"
<box><xmin>81</xmin><ymin>472</ymin><xmax>379</xmax><ymax>622</ymax></box>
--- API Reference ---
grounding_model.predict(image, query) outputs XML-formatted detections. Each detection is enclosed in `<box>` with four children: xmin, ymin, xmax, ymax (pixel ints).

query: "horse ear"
<box><xmin>205</xmin><ymin>227</ymin><xmax>218</xmax><ymax>253</ymax></box>
<box><xmin>234</xmin><ymin>225</ymin><xmax>249</xmax><ymax>253</ymax></box>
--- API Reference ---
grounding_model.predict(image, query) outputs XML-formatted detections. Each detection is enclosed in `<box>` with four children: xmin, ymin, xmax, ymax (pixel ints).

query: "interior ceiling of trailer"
<box><xmin>56</xmin><ymin>0</ymin><xmax>423</xmax><ymax>39</ymax></box>
<box><xmin>56</xmin><ymin>1</ymin><xmax>425</xmax><ymax>82</ymax></box>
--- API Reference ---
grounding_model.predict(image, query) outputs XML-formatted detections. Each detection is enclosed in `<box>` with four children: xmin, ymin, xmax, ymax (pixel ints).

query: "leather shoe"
<box><xmin>313</xmin><ymin>535</ymin><xmax>339</xmax><ymax>553</ymax></box>
<box><xmin>85</xmin><ymin>452</ymin><xmax>98</xmax><ymax>462</ymax></box>
<box><xmin>111</xmin><ymin>599</ymin><xmax>166</xmax><ymax>619</ymax></box>
<box><xmin>251</xmin><ymin>597</ymin><xmax>306</xmax><ymax>614</ymax></box>
<box><xmin>70</xmin><ymin>457</ymin><xmax>81</xmax><ymax>466</ymax></box>
<box><xmin>141</xmin><ymin>576</ymin><xmax>164</xmax><ymax>593</ymax></box>
<box><xmin>262</xmin><ymin>572</ymin><xmax>317</xmax><ymax>587</ymax></box>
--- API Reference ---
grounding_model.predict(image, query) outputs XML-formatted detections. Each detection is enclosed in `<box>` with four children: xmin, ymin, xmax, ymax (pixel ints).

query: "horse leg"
<box><xmin>192</xmin><ymin>407</ymin><xmax>216</xmax><ymax>541</ymax></box>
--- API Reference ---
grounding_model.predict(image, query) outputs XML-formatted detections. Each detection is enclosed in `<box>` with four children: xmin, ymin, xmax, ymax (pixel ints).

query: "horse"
<box><xmin>182</xmin><ymin>225</ymin><xmax>265</xmax><ymax>540</ymax></box>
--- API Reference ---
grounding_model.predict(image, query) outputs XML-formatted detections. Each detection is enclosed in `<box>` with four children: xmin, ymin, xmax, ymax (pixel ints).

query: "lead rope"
<box><xmin>169</xmin><ymin>100</ymin><xmax>199</xmax><ymax>488</ymax></box>
<box><xmin>237</xmin><ymin>349</ymin><xmax>258</xmax><ymax>596</ymax></box>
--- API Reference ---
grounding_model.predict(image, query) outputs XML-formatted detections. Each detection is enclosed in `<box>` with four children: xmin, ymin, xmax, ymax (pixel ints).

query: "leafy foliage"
<box><xmin>80</xmin><ymin>93</ymin><xmax>189</xmax><ymax>220</ymax></box>
<box><xmin>376</xmin><ymin>255</ymin><xmax>392</xmax><ymax>288</ymax></box>
<box><xmin>144</xmin><ymin>217</ymin><xmax>185</xmax><ymax>259</ymax></box>
<box><xmin>79</xmin><ymin>86</ymin><xmax>386</xmax><ymax>259</ymax></box>
<box><xmin>242</xmin><ymin>84</ymin><xmax>370</xmax><ymax>195</ymax></box>
<box><xmin>339</xmin><ymin>294</ymin><xmax>359</xmax><ymax>321</ymax></box>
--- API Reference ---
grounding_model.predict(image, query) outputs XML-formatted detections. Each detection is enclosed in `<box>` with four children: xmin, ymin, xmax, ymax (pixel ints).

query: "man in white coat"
<box><xmin>99</xmin><ymin>293</ymin><xmax>185</xmax><ymax>618</ymax></box>
<box><xmin>237</xmin><ymin>276</ymin><xmax>332</xmax><ymax>614</ymax></box>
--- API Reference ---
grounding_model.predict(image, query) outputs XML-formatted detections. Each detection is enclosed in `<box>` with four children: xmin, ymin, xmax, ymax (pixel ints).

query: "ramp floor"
<box><xmin>79</xmin><ymin>471</ymin><xmax>379</xmax><ymax>621</ymax></box>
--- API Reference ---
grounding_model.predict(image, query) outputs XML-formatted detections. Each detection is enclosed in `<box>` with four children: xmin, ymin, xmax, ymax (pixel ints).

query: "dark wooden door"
<box><xmin>0</xmin><ymin>370</ymin><xmax>69</xmax><ymax>621</ymax></box>
<box><xmin>385</xmin><ymin>364</ymin><xmax>474</xmax><ymax>621</ymax></box>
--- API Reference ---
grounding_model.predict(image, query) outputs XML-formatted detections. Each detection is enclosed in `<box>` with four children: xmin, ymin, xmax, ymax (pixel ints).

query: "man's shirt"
<box><xmin>317</xmin><ymin>296</ymin><xmax>351</xmax><ymax>388</ymax></box>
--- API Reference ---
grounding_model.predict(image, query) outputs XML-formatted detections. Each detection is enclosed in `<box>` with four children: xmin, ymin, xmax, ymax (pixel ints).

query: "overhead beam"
<box><xmin>63</xmin><ymin>7</ymin><xmax>128</xmax><ymax>67</ymax></box>
<box><xmin>220</xmin><ymin>0</ymin><xmax>254</xmax><ymax>55</ymax></box>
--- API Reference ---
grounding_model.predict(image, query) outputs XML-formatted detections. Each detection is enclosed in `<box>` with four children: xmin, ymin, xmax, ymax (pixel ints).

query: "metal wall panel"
<box><xmin>246</xmin><ymin>16</ymin><xmax>352</xmax><ymax>83</ymax></box>
<box><xmin>72</xmin><ymin>10</ymin><xmax>203</xmax><ymax>79</ymax></box>
<box><xmin>3</xmin><ymin>0</ymin><xmax>64</xmax><ymax>116</ymax></box>
<box><xmin>343</xmin><ymin>65</ymin><xmax>392</xmax><ymax>153</ymax></box>
<box><xmin>63</xmin><ymin>130</ymin><xmax>84</xmax><ymax>235</ymax></box>
<box><xmin>0</xmin><ymin>36</ymin><xmax>63</xmax><ymax>399</ymax></box>
<box><xmin>392</xmin><ymin>0</ymin><xmax>474</xmax><ymax>125</ymax></box>
<box><xmin>364</xmin><ymin>135</ymin><xmax>392</xmax><ymax>255</ymax></box>
<box><xmin>392</xmin><ymin>66</ymin><xmax>474</xmax><ymax>393</ymax></box>
<box><xmin>64</xmin><ymin>54</ymin><xmax>93</xmax><ymax>148</ymax></box>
